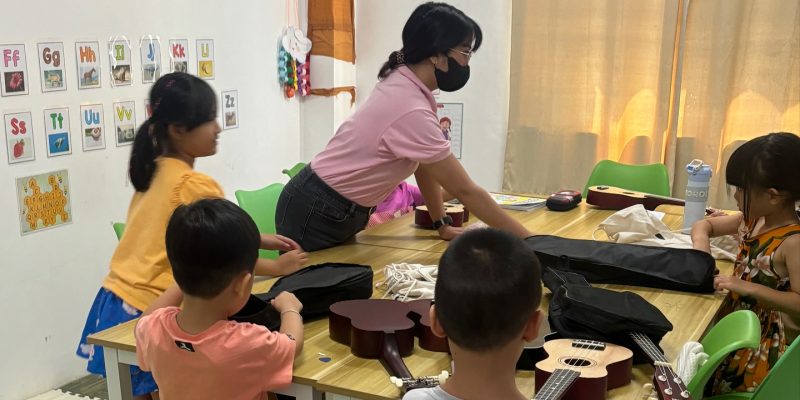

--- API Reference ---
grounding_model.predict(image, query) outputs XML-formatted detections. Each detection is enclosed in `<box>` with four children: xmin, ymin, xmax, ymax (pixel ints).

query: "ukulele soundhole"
<box><xmin>559</xmin><ymin>357</ymin><xmax>593</xmax><ymax>367</ymax></box>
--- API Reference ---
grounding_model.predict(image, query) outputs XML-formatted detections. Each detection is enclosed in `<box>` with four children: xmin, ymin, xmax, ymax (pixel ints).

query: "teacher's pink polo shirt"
<box><xmin>311</xmin><ymin>66</ymin><xmax>452</xmax><ymax>207</ymax></box>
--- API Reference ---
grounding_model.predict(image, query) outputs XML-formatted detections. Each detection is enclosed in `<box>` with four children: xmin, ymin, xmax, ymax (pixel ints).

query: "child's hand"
<box><xmin>275</xmin><ymin>249</ymin><xmax>309</xmax><ymax>275</ymax></box>
<box><xmin>261</xmin><ymin>234</ymin><xmax>302</xmax><ymax>252</ymax></box>
<box><xmin>271</xmin><ymin>291</ymin><xmax>303</xmax><ymax>314</ymax></box>
<box><xmin>714</xmin><ymin>275</ymin><xmax>753</xmax><ymax>296</ymax></box>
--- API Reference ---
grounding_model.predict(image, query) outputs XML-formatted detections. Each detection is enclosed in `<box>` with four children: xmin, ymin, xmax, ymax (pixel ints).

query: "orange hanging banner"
<box><xmin>308</xmin><ymin>0</ymin><xmax>355</xmax><ymax>63</ymax></box>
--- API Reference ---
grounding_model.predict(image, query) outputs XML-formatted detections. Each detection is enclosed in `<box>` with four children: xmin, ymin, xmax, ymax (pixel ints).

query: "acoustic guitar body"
<box><xmin>414</xmin><ymin>204</ymin><xmax>468</xmax><ymax>228</ymax></box>
<box><xmin>406</xmin><ymin>299</ymin><xmax>449</xmax><ymax>353</ymax></box>
<box><xmin>534</xmin><ymin>339</ymin><xmax>633</xmax><ymax>400</ymax></box>
<box><xmin>329</xmin><ymin>299</ymin><xmax>416</xmax><ymax>358</ymax></box>
<box><xmin>586</xmin><ymin>185</ymin><xmax>685</xmax><ymax>211</ymax></box>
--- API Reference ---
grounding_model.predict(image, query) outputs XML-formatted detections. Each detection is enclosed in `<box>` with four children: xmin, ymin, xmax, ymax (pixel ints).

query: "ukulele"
<box><xmin>586</xmin><ymin>186</ymin><xmax>696</xmax><ymax>212</ymax></box>
<box><xmin>414</xmin><ymin>204</ymin><xmax>469</xmax><ymax>228</ymax></box>
<box><xmin>328</xmin><ymin>299</ymin><xmax>449</xmax><ymax>393</ymax></box>
<box><xmin>533</xmin><ymin>339</ymin><xmax>633</xmax><ymax>400</ymax></box>
<box><xmin>629</xmin><ymin>332</ymin><xmax>692</xmax><ymax>400</ymax></box>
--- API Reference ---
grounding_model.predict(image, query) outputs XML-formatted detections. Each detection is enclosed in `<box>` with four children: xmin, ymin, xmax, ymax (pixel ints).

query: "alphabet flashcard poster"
<box><xmin>16</xmin><ymin>169</ymin><xmax>72</xmax><ymax>235</ymax></box>
<box><xmin>113</xmin><ymin>100</ymin><xmax>136</xmax><ymax>146</ymax></box>
<box><xmin>222</xmin><ymin>90</ymin><xmax>238</xmax><ymax>129</ymax></box>
<box><xmin>44</xmin><ymin>107</ymin><xmax>72</xmax><ymax>157</ymax></box>
<box><xmin>140</xmin><ymin>36</ymin><xmax>162</xmax><ymax>83</ymax></box>
<box><xmin>436</xmin><ymin>103</ymin><xmax>464</xmax><ymax>159</ymax></box>
<box><xmin>37</xmin><ymin>42</ymin><xmax>67</xmax><ymax>92</ymax></box>
<box><xmin>197</xmin><ymin>39</ymin><xmax>214</xmax><ymax>79</ymax></box>
<box><xmin>75</xmin><ymin>41</ymin><xmax>101</xmax><ymax>89</ymax></box>
<box><xmin>4</xmin><ymin>111</ymin><xmax>35</xmax><ymax>164</ymax></box>
<box><xmin>80</xmin><ymin>104</ymin><xmax>106</xmax><ymax>151</ymax></box>
<box><xmin>168</xmin><ymin>39</ymin><xmax>189</xmax><ymax>74</ymax></box>
<box><xmin>108</xmin><ymin>37</ymin><xmax>132</xmax><ymax>86</ymax></box>
<box><xmin>1</xmin><ymin>44</ymin><xmax>29</xmax><ymax>96</ymax></box>
<box><xmin>144</xmin><ymin>98</ymin><xmax>152</xmax><ymax>119</ymax></box>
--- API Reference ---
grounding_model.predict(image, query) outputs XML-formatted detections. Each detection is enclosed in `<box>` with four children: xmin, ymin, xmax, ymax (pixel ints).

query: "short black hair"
<box><xmin>726</xmin><ymin>132</ymin><xmax>800</xmax><ymax>220</ymax></box>
<box><xmin>166</xmin><ymin>198</ymin><xmax>260</xmax><ymax>298</ymax></box>
<box><xmin>435</xmin><ymin>228</ymin><xmax>542</xmax><ymax>351</ymax></box>
<box><xmin>379</xmin><ymin>2</ymin><xmax>483</xmax><ymax>79</ymax></box>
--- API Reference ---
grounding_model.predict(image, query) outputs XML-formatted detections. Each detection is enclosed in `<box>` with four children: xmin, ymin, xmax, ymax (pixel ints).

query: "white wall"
<box><xmin>0</xmin><ymin>1</ymin><xmax>302</xmax><ymax>398</ymax></box>
<box><xmin>353</xmin><ymin>0</ymin><xmax>513</xmax><ymax>190</ymax></box>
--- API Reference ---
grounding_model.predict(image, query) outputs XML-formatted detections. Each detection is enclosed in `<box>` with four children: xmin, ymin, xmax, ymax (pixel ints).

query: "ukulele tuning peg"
<box><xmin>657</xmin><ymin>374</ymin><xmax>668</xmax><ymax>382</ymax></box>
<box><xmin>389</xmin><ymin>376</ymin><xmax>402</xmax><ymax>387</ymax></box>
<box><xmin>680</xmin><ymin>390</ymin><xmax>691</xmax><ymax>398</ymax></box>
<box><xmin>438</xmin><ymin>370</ymin><xmax>450</xmax><ymax>383</ymax></box>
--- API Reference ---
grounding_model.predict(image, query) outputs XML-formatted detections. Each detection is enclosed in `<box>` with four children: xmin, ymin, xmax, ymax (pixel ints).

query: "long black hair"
<box><xmin>378</xmin><ymin>2</ymin><xmax>483</xmax><ymax>79</ymax></box>
<box><xmin>725</xmin><ymin>132</ymin><xmax>800</xmax><ymax>221</ymax></box>
<box><xmin>129</xmin><ymin>72</ymin><xmax>217</xmax><ymax>192</ymax></box>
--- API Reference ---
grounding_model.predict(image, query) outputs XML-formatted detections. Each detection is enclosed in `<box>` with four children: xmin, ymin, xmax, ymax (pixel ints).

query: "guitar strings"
<box><xmin>631</xmin><ymin>332</ymin><xmax>686</xmax><ymax>397</ymax></box>
<box><xmin>535</xmin><ymin>339</ymin><xmax>597</xmax><ymax>400</ymax></box>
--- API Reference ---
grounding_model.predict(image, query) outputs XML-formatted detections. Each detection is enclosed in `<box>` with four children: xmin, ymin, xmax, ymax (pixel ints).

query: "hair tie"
<box><xmin>395</xmin><ymin>49</ymin><xmax>405</xmax><ymax>64</ymax></box>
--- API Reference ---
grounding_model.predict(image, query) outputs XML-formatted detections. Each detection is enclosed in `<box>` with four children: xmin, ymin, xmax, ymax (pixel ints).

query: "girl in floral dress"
<box><xmin>692</xmin><ymin>132</ymin><xmax>800</xmax><ymax>394</ymax></box>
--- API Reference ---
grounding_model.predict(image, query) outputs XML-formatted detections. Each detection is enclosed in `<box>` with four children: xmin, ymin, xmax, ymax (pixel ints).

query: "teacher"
<box><xmin>276</xmin><ymin>2</ymin><xmax>531</xmax><ymax>251</ymax></box>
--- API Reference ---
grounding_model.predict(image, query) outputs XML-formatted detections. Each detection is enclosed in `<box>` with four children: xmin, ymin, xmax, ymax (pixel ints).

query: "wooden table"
<box><xmin>88</xmin><ymin>204</ymin><xmax>731</xmax><ymax>400</ymax></box>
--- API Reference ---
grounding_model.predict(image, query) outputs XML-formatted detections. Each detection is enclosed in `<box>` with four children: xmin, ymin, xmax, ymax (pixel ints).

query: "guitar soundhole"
<box><xmin>561</xmin><ymin>358</ymin><xmax>591</xmax><ymax>367</ymax></box>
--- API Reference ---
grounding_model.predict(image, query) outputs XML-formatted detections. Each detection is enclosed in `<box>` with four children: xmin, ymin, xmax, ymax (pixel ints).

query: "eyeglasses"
<box><xmin>449</xmin><ymin>48</ymin><xmax>474</xmax><ymax>60</ymax></box>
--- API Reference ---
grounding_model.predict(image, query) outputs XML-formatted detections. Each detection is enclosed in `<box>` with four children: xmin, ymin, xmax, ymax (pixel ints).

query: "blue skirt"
<box><xmin>76</xmin><ymin>288</ymin><xmax>157</xmax><ymax>396</ymax></box>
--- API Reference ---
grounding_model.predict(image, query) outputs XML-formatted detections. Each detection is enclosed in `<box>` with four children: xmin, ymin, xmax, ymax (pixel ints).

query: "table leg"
<box><xmin>103</xmin><ymin>347</ymin><xmax>133</xmax><ymax>400</ymax></box>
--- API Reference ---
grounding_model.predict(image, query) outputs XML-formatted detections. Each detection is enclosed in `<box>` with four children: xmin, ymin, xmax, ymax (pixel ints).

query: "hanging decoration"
<box><xmin>278</xmin><ymin>0</ymin><xmax>311</xmax><ymax>99</ymax></box>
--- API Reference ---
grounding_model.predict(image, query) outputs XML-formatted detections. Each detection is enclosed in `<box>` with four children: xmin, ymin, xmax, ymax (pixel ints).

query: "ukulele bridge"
<box><xmin>571</xmin><ymin>339</ymin><xmax>605</xmax><ymax>351</ymax></box>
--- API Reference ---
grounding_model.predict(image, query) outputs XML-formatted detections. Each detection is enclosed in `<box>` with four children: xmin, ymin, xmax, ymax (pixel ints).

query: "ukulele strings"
<box><xmin>535</xmin><ymin>339</ymin><xmax>597</xmax><ymax>400</ymax></box>
<box><xmin>631</xmin><ymin>332</ymin><xmax>684</xmax><ymax>396</ymax></box>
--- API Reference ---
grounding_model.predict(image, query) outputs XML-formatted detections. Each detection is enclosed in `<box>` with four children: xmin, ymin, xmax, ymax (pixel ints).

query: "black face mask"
<box><xmin>434</xmin><ymin>56</ymin><xmax>470</xmax><ymax>92</ymax></box>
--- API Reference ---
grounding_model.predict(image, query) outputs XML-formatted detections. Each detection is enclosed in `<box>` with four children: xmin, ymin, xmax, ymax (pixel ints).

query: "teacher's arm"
<box><xmin>415</xmin><ymin>166</ymin><xmax>462</xmax><ymax>240</ymax></box>
<box><xmin>417</xmin><ymin>155</ymin><xmax>533</xmax><ymax>238</ymax></box>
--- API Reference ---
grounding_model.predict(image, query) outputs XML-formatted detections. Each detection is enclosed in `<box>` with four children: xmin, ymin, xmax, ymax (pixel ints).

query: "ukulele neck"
<box><xmin>533</xmin><ymin>368</ymin><xmax>580</xmax><ymax>400</ymax></box>
<box><xmin>629</xmin><ymin>332</ymin><xmax>692</xmax><ymax>400</ymax></box>
<box><xmin>380</xmin><ymin>332</ymin><xmax>413</xmax><ymax>380</ymax></box>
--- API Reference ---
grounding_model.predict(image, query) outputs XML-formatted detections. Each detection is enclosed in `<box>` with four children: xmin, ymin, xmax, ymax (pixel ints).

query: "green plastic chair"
<box><xmin>686</xmin><ymin>310</ymin><xmax>761</xmax><ymax>398</ymax></box>
<box><xmin>582</xmin><ymin>160</ymin><xmax>671</xmax><ymax>198</ymax></box>
<box><xmin>112</xmin><ymin>222</ymin><xmax>126</xmax><ymax>241</ymax></box>
<box><xmin>235</xmin><ymin>183</ymin><xmax>285</xmax><ymax>260</ymax></box>
<box><xmin>282</xmin><ymin>162</ymin><xmax>307</xmax><ymax>179</ymax></box>
<box><xmin>707</xmin><ymin>333</ymin><xmax>800</xmax><ymax>399</ymax></box>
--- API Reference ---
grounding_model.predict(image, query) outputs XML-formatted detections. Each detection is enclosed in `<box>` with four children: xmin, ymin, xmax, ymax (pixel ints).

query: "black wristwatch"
<box><xmin>432</xmin><ymin>215</ymin><xmax>453</xmax><ymax>230</ymax></box>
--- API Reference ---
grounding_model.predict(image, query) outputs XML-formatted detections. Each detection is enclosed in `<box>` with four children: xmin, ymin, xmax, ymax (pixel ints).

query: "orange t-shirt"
<box><xmin>135</xmin><ymin>307</ymin><xmax>296</xmax><ymax>399</ymax></box>
<box><xmin>103</xmin><ymin>157</ymin><xmax>224</xmax><ymax>311</ymax></box>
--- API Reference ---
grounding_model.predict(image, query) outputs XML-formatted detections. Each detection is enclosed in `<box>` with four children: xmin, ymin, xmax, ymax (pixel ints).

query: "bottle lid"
<box><xmin>686</xmin><ymin>159</ymin><xmax>712</xmax><ymax>176</ymax></box>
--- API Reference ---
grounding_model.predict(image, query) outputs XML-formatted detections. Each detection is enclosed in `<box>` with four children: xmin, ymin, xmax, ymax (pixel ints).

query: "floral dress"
<box><xmin>710</xmin><ymin>221</ymin><xmax>800</xmax><ymax>394</ymax></box>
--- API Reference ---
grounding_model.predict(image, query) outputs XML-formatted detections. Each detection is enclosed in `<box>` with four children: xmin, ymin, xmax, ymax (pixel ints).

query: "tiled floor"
<box><xmin>56</xmin><ymin>375</ymin><xmax>107</xmax><ymax>400</ymax></box>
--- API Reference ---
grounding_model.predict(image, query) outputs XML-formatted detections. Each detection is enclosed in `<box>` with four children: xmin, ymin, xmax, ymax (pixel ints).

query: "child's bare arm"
<box><xmin>144</xmin><ymin>285</ymin><xmax>183</xmax><ymax>315</ymax></box>
<box><xmin>271</xmin><ymin>292</ymin><xmax>305</xmax><ymax>356</ymax></box>
<box><xmin>254</xmin><ymin>250</ymin><xmax>308</xmax><ymax>276</ymax></box>
<box><xmin>692</xmin><ymin>213</ymin><xmax>742</xmax><ymax>253</ymax></box>
<box><xmin>716</xmin><ymin>236</ymin><xmax>800</xmax><ymax>320</ymax></box>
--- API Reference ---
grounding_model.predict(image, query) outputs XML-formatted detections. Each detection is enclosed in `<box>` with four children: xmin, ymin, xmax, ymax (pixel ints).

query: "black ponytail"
<box><xmin>128</xmin><ymin>72</ymin><xmax>217</xmax><ymax>192</ymax></box>
<box><xmin>378</xmin><ymin>2</ymin><xmax>483</xmax><ymax>79</ymax></box>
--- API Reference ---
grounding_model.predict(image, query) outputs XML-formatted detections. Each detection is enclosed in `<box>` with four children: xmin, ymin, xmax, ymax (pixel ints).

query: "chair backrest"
<box><xmin>582</xmin><ymin>160</ymin><xmax>671</xmax><ymax>198</ymax></box>
<box><xmin>687</xmin><ymin>310</ymin><xmax>761</xmax><ymax>397</ymax></box>
<box><xmin>112</xmin><ymin>222</ymin><xmax>126</xmax><ymax>241</ymax></box>
<box><xmin>749</xmin><ymin>334</ymin><xmax>800</xmax><ymax>399</ymax></box>
<box><xmin>234</xmin><ymin>183</ymin><xmax>285</xmax><ymax>260</ymax></box>
<box><xmin>282</xmin><ymin>162</ymin><xmax>307</xmax><ymax>179</ymax></box>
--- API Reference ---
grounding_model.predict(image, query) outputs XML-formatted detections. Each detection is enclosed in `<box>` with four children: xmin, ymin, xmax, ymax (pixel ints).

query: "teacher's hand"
<box><xmin>438</xmin><ymin>225</ymin><xmax>464</xmax><ymax>241</ymax></box>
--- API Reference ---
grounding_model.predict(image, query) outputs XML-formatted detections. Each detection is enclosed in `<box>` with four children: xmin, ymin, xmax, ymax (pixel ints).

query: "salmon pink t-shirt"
<box><xmin>135</xmin><ymin>307</ymin><xmax>296</xmax><ymax>399</ymax></box>
<box><xmin>311</xmin><ymin>66</ymin><xmax>452</xmax><ymax>207</ymax></box>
